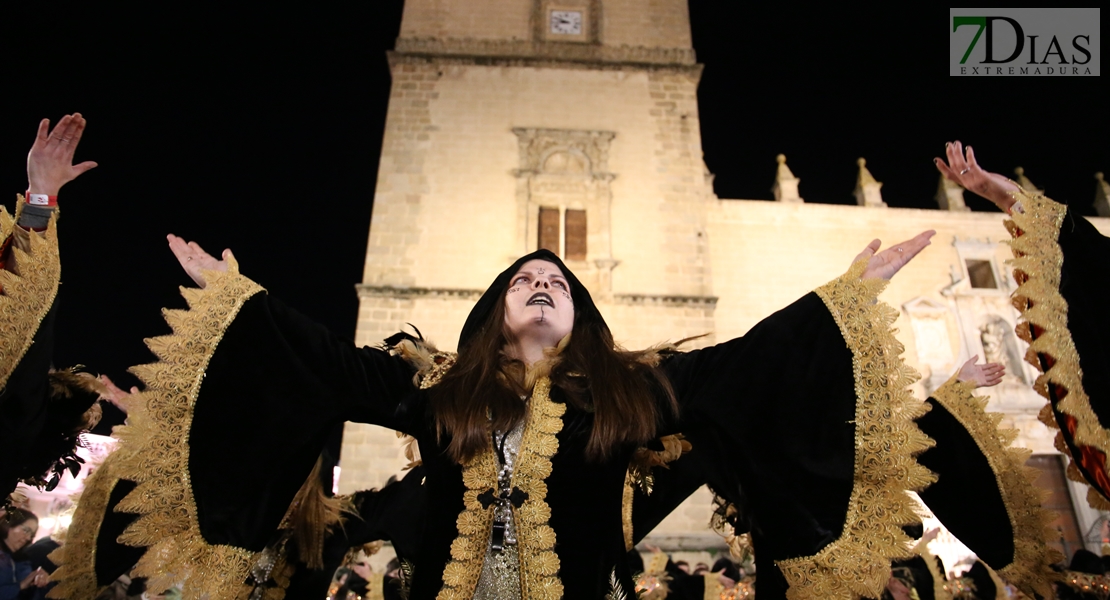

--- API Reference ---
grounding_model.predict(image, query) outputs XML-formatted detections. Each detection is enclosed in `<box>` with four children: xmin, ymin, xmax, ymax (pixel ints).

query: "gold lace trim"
<box><xmin>47</xmin><ymin>455</ymin><xmax>121</xmax><ymax>599</ymax></box>
<box><xmin>623</xmin><ymin>434</ymin><xmax>692</xmax><ymax>550</ymax></box>
<box><xmin>930</xmin><ymin>375</ymin><xmax>1061</xmax><ymax>597</ymax></box>
<box><xmin>0</xmin><ymin>198</ymin><xmax>60</xmax><ymax>390</ymax></box>
<box><xmin>777</xmin><ymin>260</ymin><xmax>936</xmax><ymax>600</ymax></box>
<box><xmin>1006</xmin><ymin>190</ymin><xmax>1110</xmax><ymax>508</ymax></box>
<box><xmin>437</xmin><ymin>376</ymin><xmax>565</xmax><ymax>600</ymax></box>
<box><xmin>110</xmin><ymin>260</ymin><xmax>265</xmax><ymax>600</ymax></box>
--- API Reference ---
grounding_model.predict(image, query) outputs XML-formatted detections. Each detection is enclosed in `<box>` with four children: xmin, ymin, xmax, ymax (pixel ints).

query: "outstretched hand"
<box><xmin>167</xmin><ymin>234</ymin><xmax>231</xmax><ymax>289</ymax></box>
<box><xmin>99</xmin><ymin>375</ymin><xmax>139</xmax><ymax>412</ymax></box>
<box><xmin>855</xmin><ymin>230</ymin><xmax>936</xmax><ymax>280</ymax></box>
<box><xmin>955</xmin><ymin>355</ymin><xmax>1005</xmax><ymax>388</ymax></box>
<box><xmin>934</xmin><ymin>141</ymin><xmax>1020</xmax><ymax>213</ymax></box>
<box><xmin>27</xmin><ymin>113</ymin><xmax>98</xmax><ymax>196</ymax></box>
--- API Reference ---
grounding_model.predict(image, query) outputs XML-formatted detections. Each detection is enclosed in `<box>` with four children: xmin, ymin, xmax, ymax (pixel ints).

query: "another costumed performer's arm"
<box><xmin>1</xmin><ymin>114</ymin><xmax>101</xmax><ymax>507</ymax></box>
<box><xmin>915</xmin><ymin>356</ymin><xmax>1061</xmax><ymax>598</ymax></box>
<box><xmin>937</xmin><ymin>142</ymin><xmax>1110</xmax><ymax>510</ymax></box>
<box><xmin>97</xmin><ymin>232</ymin><xmax>422</xmax><ymax>600</ymax></box>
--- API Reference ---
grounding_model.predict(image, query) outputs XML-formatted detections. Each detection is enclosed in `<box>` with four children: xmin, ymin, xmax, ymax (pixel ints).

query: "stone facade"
<box><xmin>343</xmin><ymin>0</ymin><xmax>1110</xmax><ymax>556</ymax></box>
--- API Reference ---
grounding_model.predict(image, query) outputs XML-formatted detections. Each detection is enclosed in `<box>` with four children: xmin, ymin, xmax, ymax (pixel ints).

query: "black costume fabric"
<box><xmin>283</xmin><ymin>466</ymin><xmax>427</xmax><ymax>599</ymax></box>
<box><xmin>97</xmin><ymin>252</ymin><xmax>937</xmax><ymax>600</ymax></box>
<box><xmin>915</xmin><ymin>377</ymin><xmax>1059</xmax><ymax>596</ymax></box>
<box><xmin>1007</xmin><ymin>193</ymin><xmax>1110</xmax><ymax>511</ymax></box>
<box><xmin>0</xmin><ymin>304</ymin><xmax>60</xmax><ymax>501</ymax></box>
<box><xmin>916</xmin><ymin>400</ymin><xmax>1010</xmax><ymax>564</ymax></box>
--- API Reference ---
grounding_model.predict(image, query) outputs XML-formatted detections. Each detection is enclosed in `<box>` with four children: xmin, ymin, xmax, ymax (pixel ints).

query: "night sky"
<box><xmin>4</xmin><ymin>5</ymin><xmax>1105</xmax><ymax>394</ymax></box>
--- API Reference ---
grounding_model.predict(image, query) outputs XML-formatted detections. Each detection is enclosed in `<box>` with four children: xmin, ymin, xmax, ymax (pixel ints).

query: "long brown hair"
<box><xmin>429</xmin><ymin>281</ymin><xmax>677</xmax><ymax>463</ymax></box>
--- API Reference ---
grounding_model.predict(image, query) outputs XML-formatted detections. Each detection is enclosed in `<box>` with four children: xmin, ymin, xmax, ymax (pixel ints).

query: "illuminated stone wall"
<box><xmin>342</xmin><ymin>0</ymin><xmax>1110</xmax><ymax>553</ymax></box>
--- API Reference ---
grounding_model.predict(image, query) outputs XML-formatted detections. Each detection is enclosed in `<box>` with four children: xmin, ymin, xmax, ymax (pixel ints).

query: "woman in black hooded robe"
<box><xmin>91</xmin><ymin>229</ymin><xmax>939</xmax><ymax>600</ymax></box>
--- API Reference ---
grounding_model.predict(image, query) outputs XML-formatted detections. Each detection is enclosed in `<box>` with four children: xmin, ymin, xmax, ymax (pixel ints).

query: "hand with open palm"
<box><xmin>955</xmin><ymin>355</ymin><xmax>1005</xmax><ymax>388</ymax></box>
<box><xmin>166</xmin><ymin>234</ymin><xmax>232</xmax><ymax>289</ymax></box>
<box><xmin>854</xmin><ymin>230</ymin><xmax>937</xmax><ymax>281</ymax></box>
<box><xmin>27</xmin><ymin>113</ymin><xmax>98</xmax><ymax>196</ymax></box>
<box><xmin>934</xmin><ymin>141</ymin><xmax>1021</xmax><ymax>213</ymax></box>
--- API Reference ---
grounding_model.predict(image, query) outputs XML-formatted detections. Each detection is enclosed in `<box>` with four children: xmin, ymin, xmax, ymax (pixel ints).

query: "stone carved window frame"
<box><xmin>903</xmin><ymin>296</ymin><xmax>958</xmax><ymax>393</ymax></box>
<box><xmin>952</xmin><ymin>238</ymin><xmax>1011</xmax><ymax>295</ymax></box>
<box><xmin>512</xmin><ymin>127</ymin><xmax>618</xmax><ymax>293</ymax></box>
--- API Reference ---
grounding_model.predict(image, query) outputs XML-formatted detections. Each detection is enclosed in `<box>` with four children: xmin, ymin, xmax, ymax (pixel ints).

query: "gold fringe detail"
<box><xmin>622</xmin><ymin>472</ymin><xmax>635</xmax><ymax>551</ymax></box>
<box><xmin>623</xmin><ymin>433</ymin><xmax>693</xmax><ymax>550</ymax></box>
<box><xmin>397</xmin><ymin>337</ymin><xmax>456</xmax><ymax>391</ymax></box>
<box><xmin>109</xmin><ymin>260</ymin><xmax>265</xmax><ymax>600</ymax></box>
<box><xmin>1006</xmin><ymin>189</ymin><xmax>1110</xmax><ymax>508</ymax></box>
<box><xmin>437</xmin><ymin>377</ymin><xmax>566</xmax><ymax>600</ymax></box>
<box><xmin>0</xmin><ymin>198</ymin><xmax>60</xmax><ymax>391</ymax></box>
<box><xmin>47</xmin><ymin>454</ymin><xmax>122</xmax><ymax>599</ymax></box>
<box><xmin>628</xmin><ymin>434</ymin><xmax>692</xmax><ymax>496</ymax></box>
<box><xmin>777</xmin><ymin>259</ymin><xmax>937</xmax><ymax>600</ymax></box>
<box><xmin>931</xmin><ymin>375</ymin><xmax>1062</xmax><ymax>597</ymax></box>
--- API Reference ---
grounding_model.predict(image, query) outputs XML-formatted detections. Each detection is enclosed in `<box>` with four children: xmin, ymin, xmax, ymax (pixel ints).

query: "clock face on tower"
<box><xmin>550</xmin><ymin>10</ymin><xmax>583</xmax><ymax>35</ymax></box>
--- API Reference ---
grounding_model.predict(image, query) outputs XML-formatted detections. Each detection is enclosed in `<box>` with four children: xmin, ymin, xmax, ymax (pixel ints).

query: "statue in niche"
<box><xmin>979</xmin><ymin>319</ymin><xmax>1024</xmax><ymax>383</ymax></box>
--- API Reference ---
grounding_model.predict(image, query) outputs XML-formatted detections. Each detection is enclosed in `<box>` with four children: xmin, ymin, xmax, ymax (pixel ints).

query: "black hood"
<box><xmin>457</xmin><ymin>249</ymin><xmax>606</xmax><ymax>351</ymax></box>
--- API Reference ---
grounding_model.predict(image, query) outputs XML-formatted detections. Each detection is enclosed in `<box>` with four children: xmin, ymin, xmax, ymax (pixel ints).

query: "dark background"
<box><xmin>3</xmin><ymin>4</ymin><xmax>1105</xmax><ymax>391</ymax></box>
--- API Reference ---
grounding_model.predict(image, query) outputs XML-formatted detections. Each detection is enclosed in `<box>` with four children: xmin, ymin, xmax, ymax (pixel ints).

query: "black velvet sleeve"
<box><xmin>660</xmin><ymin>293</ymin><xmax>856</xmax><ymax>564</ymax></box>
<box><xmin>915</xmin><ymin>396</ymin><xmax>1012</xmax><ymax>569</ymax></box>
<box><xmin>647</xmin><ymin>263</ymin><xmax>940</xmax><ymax>599</ymax></box>
<box><xmin>1058</xmin><ymin>209</ymin><xmax>1110</xmax><ymax>436</ymax></box>
<box><xmin>187</xmin><ymin>291</ymin><xmax>421</xmax><ymax>550</ymax></box>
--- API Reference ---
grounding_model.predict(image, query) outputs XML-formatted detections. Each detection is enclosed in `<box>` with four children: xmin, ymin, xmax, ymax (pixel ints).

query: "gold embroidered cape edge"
<box><xmin>0</xmin><ymin>198</ymin><xmax>61</xmax><ymax>391</ymax></box>
<box><xmin>930</xmin><ymin>375</ymin><xmax>1061</xmax><ymax>597</ymax></box>
<box><xmin>1006</xmin><ymin>190</ymin><xmax>1110</xmax><ymax>510</ymax></box>
<box><xmin>46</xmin><ymin>454</ymin><xmax>121</xmax><ymax>599</ymax></box>
<box><xmin>109</xmin><ymin>260</ymin><xmax>265</xmax><ymax>600</ymax></box>
<box><xmin>777</xmin><ymin>259</ymin><xmax>936</xmax><ymax>600</ymax></box>
<box><xmin>436</xmin><ymin>376</ymin><xmax>566</xmax><ymax>600</ymax></box>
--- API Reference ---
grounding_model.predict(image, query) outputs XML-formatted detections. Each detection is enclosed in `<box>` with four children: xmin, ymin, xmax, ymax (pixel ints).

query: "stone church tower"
<box><xmin>342</xmin><ymin>0</ymin><xmax>1110</xmax><ymax>561</ymax></box>
<box><xmin>341</xmin><ymin>0</ymin><xmax>723</xmax><ymax>543</ymax></box>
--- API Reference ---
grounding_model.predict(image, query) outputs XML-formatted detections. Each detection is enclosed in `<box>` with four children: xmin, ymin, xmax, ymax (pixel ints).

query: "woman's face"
<box><xmin>3</xmin><ymin>518</ymin><xmax>37</xmax><ymax>552</ymax></box>
<box><xmin>503</xmin><ymin>259</ymin><xmax>575</xmax><ymax>348</ymax></box>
